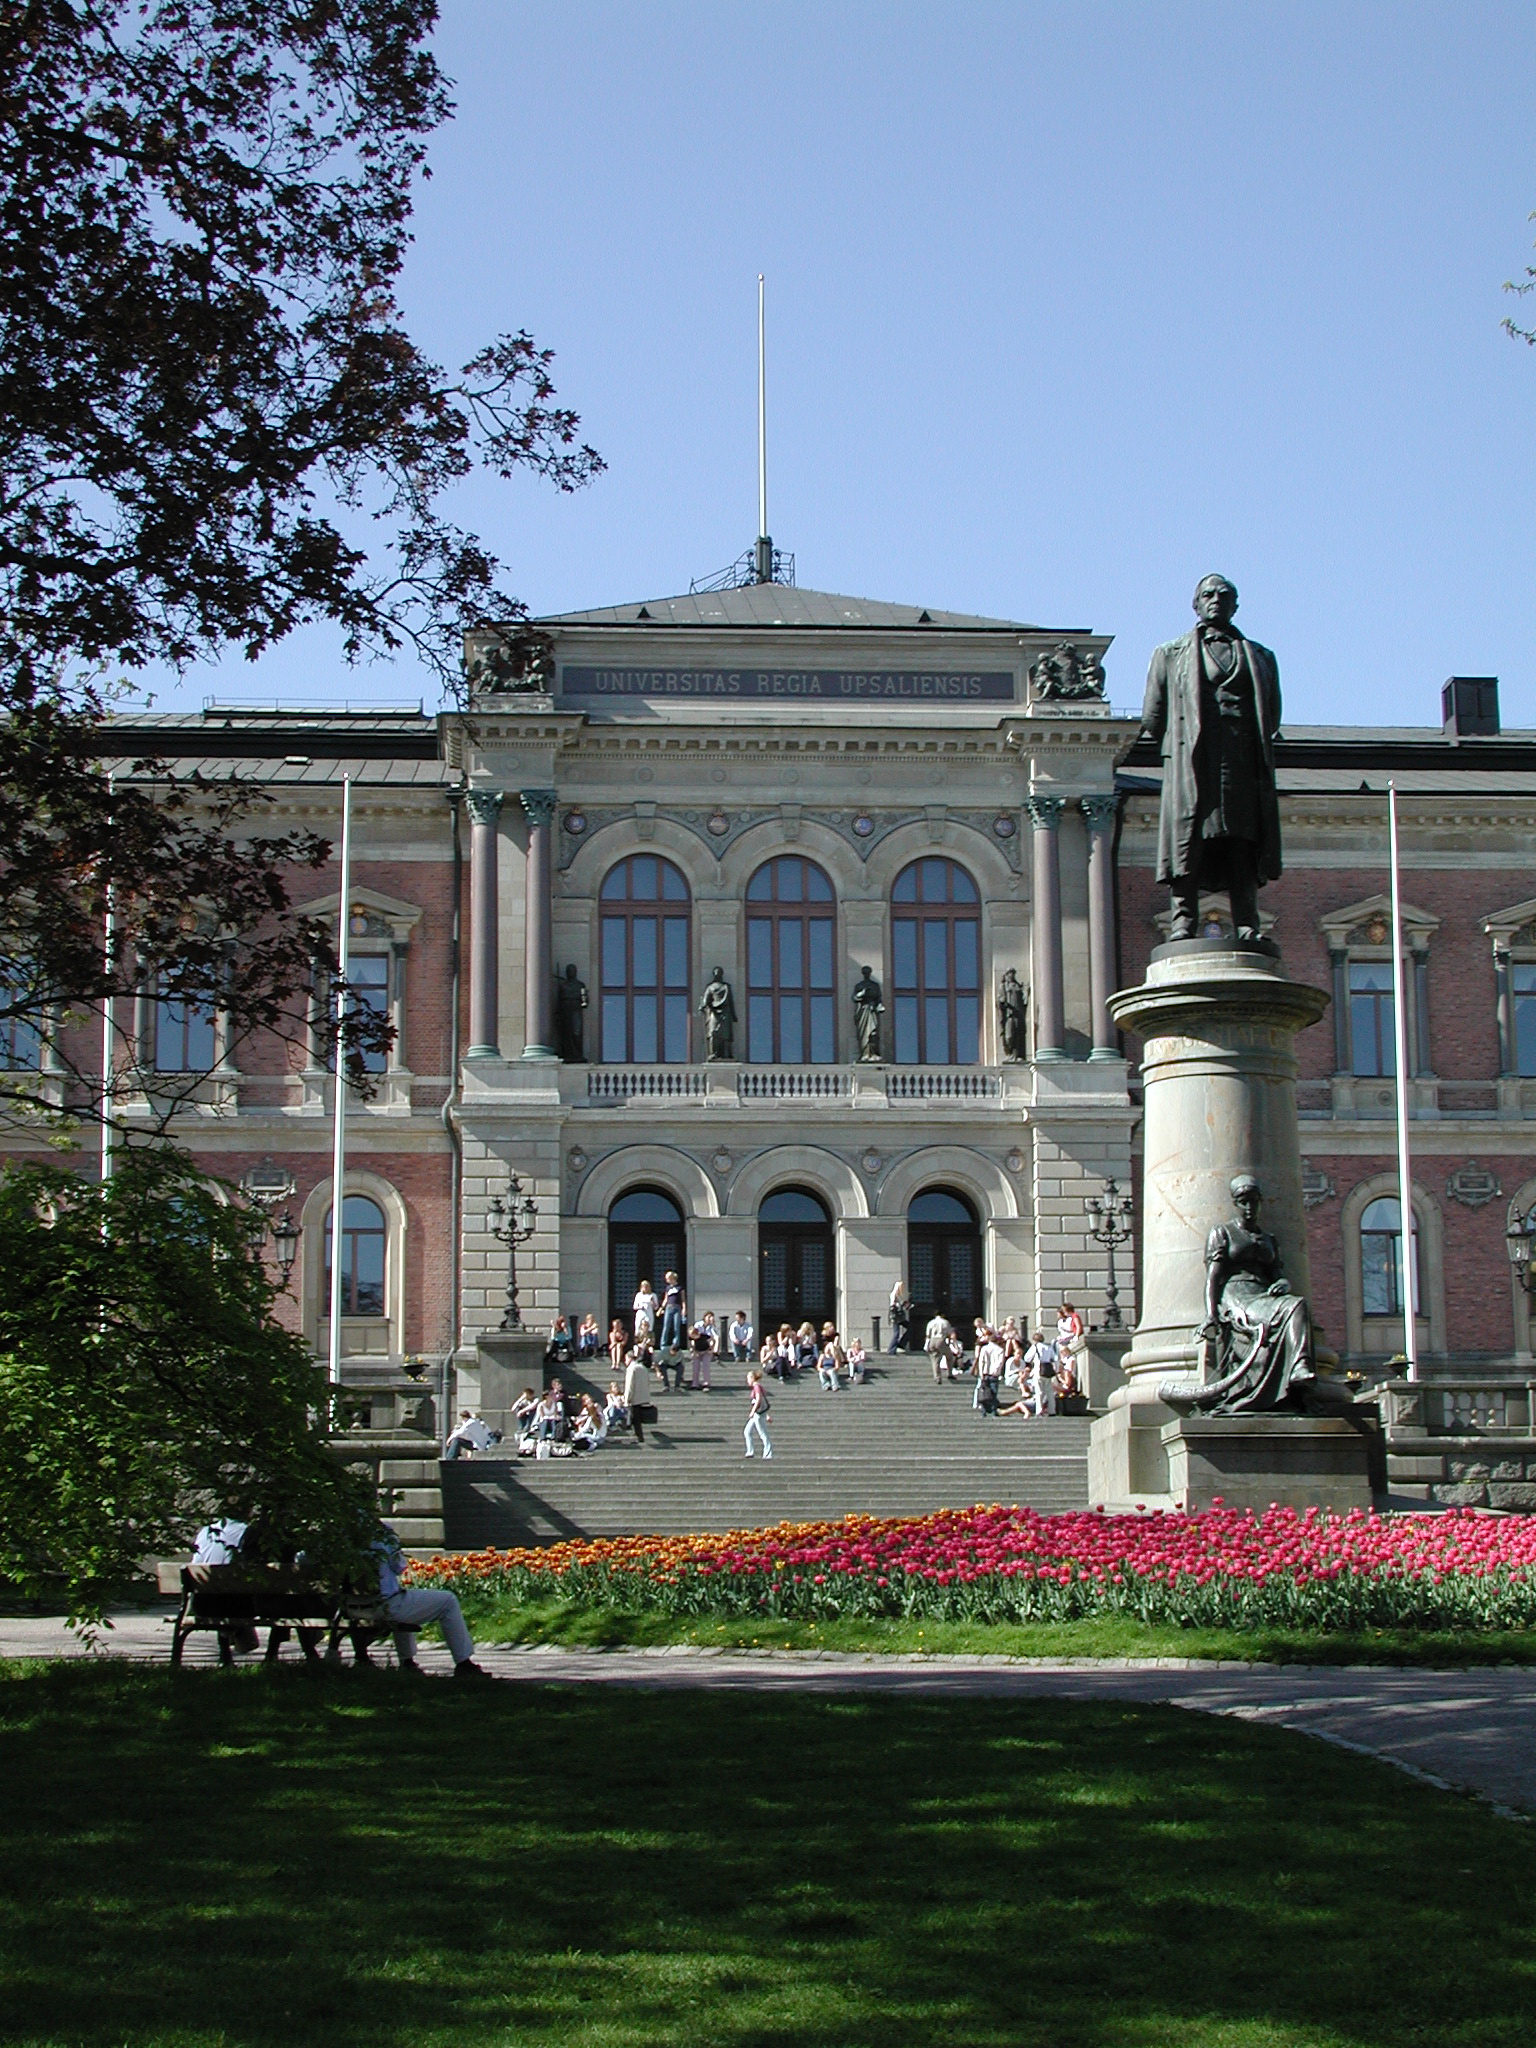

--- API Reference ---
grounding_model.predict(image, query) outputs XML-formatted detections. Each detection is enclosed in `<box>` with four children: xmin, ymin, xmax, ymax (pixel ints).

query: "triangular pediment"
<box><xmin>1319</xmin><ymin>893</ymin><xmax>1438</xmax><ymax>948</ymax></box>
<box><xmin>294</xmin><ymin>884</ymin><xmax>423</xmax><ymax>943</ymax></box>
<box><xmin>1482</xmin><ymin>897</ymin><xmax>1536</xmax><ymax>946</ymax></box>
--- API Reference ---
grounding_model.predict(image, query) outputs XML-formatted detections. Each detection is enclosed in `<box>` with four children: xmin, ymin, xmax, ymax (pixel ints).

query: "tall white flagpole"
<box><xmin>757</xmin><ymin>273</ymin><xmax>768</xmax><ymax>544</ymax></box>
<box><xmin>326</xmin><ymin>776</ymin><xmax>353</xmax><ymax>1386</ymax></box>
<box><xmin>1388</xmin><ymin>782</ymin><xmax>1418</xmax><ymax>1379</ymax></box>
<box><xmin>100</xmin><ymin>773</ymin><xmax>116</xmax><ymax>1186</ymax></box>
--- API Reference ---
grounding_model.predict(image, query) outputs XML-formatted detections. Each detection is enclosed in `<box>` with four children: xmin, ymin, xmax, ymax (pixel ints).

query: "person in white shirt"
<box><xmin>632</xmin><ymin>1281</ymin><xmax>658</xmax><ymax>1341</ymax></box>
<box><xmin>443</xmin><ymin>1410</ymin><xmax>497</xmax><ymax>1460</ymax></box>
<box><xmin>925</xmin><ymin>1313</ymin><xmax>955</xmax><ymax>1382</ymax></box>
<box><xmin>846</xmin><ymin>1335</ymin><xmax>869</xmax><ymax>1384</ymax></box>
<box><xmin>729</xmin><ymin>1311</ymin><xmax>754</xmax><ymax>1362</ymax></box>
<box><xmin>622</xmin><ymin>1350</ymin><xmax>652</xmax><ymax>1442</ymax></box>
<box><xmin>743</xmin><ymin>1369</ymin><xmax>773</xmax><ymax>1458</ymax></box>
<box><xmin>888</xmin><ymin>1280</ymin><xmax>911</xmax><ymax>1353</ymax></box>
<box><xmin>1026</xmin><ymin>1333</ymin><xmax>1059</xmax><ymax>1417</ymax></box>
<box><xmin>374</xmin><ymin>1529</ymin><xmax>487</xmax><ymax>1678</ymax></box>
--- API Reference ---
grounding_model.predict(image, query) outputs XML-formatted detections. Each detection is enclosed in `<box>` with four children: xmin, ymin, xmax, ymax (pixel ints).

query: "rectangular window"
<box><xmin>601</xmin><ymin>994</ymin><xmax>627</xmax><ymax>1063</ymax></box>
<box><xmin>779</xmin><ymin>995</ymin><xmax>803</xmax><ymax>1064</ymax></box>
<box><xmin>350</xmin><ymin>955</ymin><xmax>390</xmax><ymax>1073</ymax></box>
<box><xmin>154</xmin><ymin>996</ymin><xmax>216</xmax><ymax>1073</ymax></box>
<box><xmin>893</xmin><ymin>920</ymin><xmax>918</xmax><ymax>991</ymax></box>
<box><xmin>748</xmin><ymin>994</ymin><xmax>773</xmax><ymax>1063</ymax></box>
<box><xmin>809</xmin><ymin>994</ymin><xmax>834</xmax><ymax>1063</ymax></box>
<box><xmin>1361</xmin><ymin>1232</ymin><xmax>1401</xmax><ymax>1317</ymax></box>
<box><xmin>779</xmin><ymin>921</ymin><xmax>803</xmax><ymax>990</ymax></box>
<box><xmin>1349</xmin><ymin>963</ymin><xmax>1396</xmax><ymax>1078</ymax></box>
<box><xmin>662</xmin><ymin>994</ymin><xmax>688</xmax><ymax>1063</ymax></box>
<box><xmin>748</xmin><ymin>920</ymin><xmax>772</xmax><ymax>989</ymax></box>
<box><xmin>1515</xmin><ymin>964</ymin><xmax>1536</xmax><ymax>1078</ymax></box>
<box><xmin>662</xmin><ymin>918</ymin><xmax>688</xmax><ymax>990</ymax></box>
<box><xmin>953</xmin><ymin>919</ymin><xmax>980</xmax><ymax>991</ymax></box>
<box><xmin>894</xmin><ymin>994</ymin><xmax>920</xmax><ymax>1064</ymax></box>
<box><xmin>924</xmin><ymin>995</ymin><xmax>950</xmax><ymax>1065</ymax></box>
<box><xmin>631</xmin><ymin>918</ymin><xmax>657</xmax><ymax>990</ymax></box>
<box><xmin>954</xmin><ymin>994</ymin><xmax>980</xmax><ymax>1065</ymax></box>
<box><xmin>632</xmin><ymin>994</ymin><xmax>658</xmax><ymax>1064</ymax></box>
<box><xmin>0</xmin><ymin>997</ymin><xmax>40</xmax><ymax>1071</ymax></box>
<box><xmin>923</xmin><ymin>921</ymin><xmax>948</xmax><ymax>991</ymax></box>
<box><xmin>601</xmin><ymin>918</ymin><xmax>626</xmax><ymax>990</ymax></box>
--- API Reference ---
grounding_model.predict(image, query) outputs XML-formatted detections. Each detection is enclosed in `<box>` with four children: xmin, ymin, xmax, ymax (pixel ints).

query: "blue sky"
<box><xmin>150</xmin><ymin>1</ymin><xmax>1536</xmax><ymax>729</ymax></box>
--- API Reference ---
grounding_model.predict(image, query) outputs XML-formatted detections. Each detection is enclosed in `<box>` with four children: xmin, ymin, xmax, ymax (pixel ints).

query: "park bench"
<box><xmin>155</xmin><ymin>1563</ymin><xmax>385</xmax><ymax>1668</ymax></box>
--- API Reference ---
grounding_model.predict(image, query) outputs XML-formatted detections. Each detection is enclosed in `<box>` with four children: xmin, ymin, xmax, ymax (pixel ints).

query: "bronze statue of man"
<box><xmin>1140</xmin><ymin>574</ymin><xmax>1282</xmax><ymax>943</ymax></box>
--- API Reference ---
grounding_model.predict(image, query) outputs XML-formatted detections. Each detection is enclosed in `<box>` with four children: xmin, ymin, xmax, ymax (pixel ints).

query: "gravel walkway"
<box><xmin>6</xmin><ymin>1610</ymin><xmax>1536</xmax><ymax>1819</ymax></box>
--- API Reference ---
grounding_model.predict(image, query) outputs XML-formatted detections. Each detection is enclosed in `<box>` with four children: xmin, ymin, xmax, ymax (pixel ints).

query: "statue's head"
<box><xmin>711</xmin><ymin>964</ymin><xmax>724</xmax><ymax>980</ymax></box>
<box><xmin>860</xmin><ymin>964</ymin><xmax>873</xmax><ymax>979</ymax></box>
<box><xmin>564</xmin><ymin>963</ymin><xmax>578</xmax><ymax>980</ymax></box>
<box><xmin>1230</xmin><ymin>1173</ymin><xmax>1262</xmax><ymax>1218</ymax></box>
<box><xmin>1193</xmin><ymin>573</ymin><xmax>1238</xmax><ymax>626</ymax></box>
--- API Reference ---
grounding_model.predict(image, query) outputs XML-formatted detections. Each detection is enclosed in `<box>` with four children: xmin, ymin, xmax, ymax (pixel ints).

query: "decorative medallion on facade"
<box><xmin>852</xmin><ymin>814</ymin><xmax>875</xmax><ymax>837</ymax></box>
<box><xmin>711</xmin><ymin>1149</ymin><xmax>734</xmax><ymax>1174</ymax></box>
<box><xmin>562</xmin><ymin>810</ymin><xmax>587</xmax><ymax>835</ymax></box>
<box><xmin>992</xmin><ymin>814</ymin><xmax>1017</xmax><ymax>838</ymax></box>
<box><xmin>861</xmin><ymin>1149</ymin><xmax>883</xmax><ymax>1175</ymax></box>
<box><xmin>1446</xmin><ymin>1160</ymin><xmax>1503</xmax><ymax>1209</ymax></box>
<box><xmin>707</xmin><ymin>810</ymin><xmax>730</xmax><ymax>836</ymax></box>
<box><xmin>1005</xmin><ymin>1148</ymin><xmax>1026</xmax><ymax>1174</ymax></box>
<box><xmin>1028</xmin><ymin>643</ymin><xmax>1106</xmax><ymax>702</ymax></box>
<box><xmin>566</xmin><ymin>1147</ymin><xmax>588</xmax><ymax>1174</ymax></box>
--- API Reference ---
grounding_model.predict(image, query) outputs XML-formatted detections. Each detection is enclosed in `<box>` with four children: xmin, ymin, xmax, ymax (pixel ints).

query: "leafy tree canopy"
<box><xmin>0</xmin><ymin>1148</ymin><xmax>380</xmax><ymax>1620</ymax></box>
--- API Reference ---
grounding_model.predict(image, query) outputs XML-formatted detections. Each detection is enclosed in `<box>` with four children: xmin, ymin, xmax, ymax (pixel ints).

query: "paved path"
<box><xmin>7</xmin><ymin>1611</ymin><xmax>1536</xmax><ymax>1819</ymax></box>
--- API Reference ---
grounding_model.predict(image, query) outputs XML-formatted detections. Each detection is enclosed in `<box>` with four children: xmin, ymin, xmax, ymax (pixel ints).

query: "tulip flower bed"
<box><xmin>412</xmin><ymin>1503</ymin><xmax>1536</xmax><ymax>1635</ymax></box>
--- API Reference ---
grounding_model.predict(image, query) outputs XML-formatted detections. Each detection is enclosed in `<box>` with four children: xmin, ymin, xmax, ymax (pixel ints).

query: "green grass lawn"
<box><xmin>1</xmin><ymin>1662</ymin><xmax>1533</xmax><ymax>2046</ymax></box>
<box><xmin>454</xmin><ymin>1591</ymin><xmax>1536</xmax><ymax>1666</ymax></box>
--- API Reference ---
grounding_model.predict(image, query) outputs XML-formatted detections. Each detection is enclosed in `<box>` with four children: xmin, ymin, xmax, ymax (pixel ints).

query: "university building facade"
<box><xmin>92</xmin><ymin>583</ymin><xmax>1536</xmax><ymax>1426</ymax></box>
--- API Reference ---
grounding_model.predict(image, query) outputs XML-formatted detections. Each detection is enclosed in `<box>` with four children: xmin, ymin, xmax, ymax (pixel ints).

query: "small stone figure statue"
<box><xmin>998</xmin><ymin>968</ymin><xmax>1028</xmax><ymax>1061</ymax></box>
<box><xmin>1029</xmin><ymin>642</ymin><xmax>1107</xmax><ymax>702</ymax></box>
<box><xmin>1139</xmin><ymin>574</ymin><xmax>1282</xmax><ymax>944</ymax></box>
<box><xmin>852</xmin><ymin>966</ymin><xmax>884</xmax><ymax>1063</ymax></box>
<box><xmin>555</xmin><ymin>964</ymin><xmax>587</xmax><ymax>1062</ymax></box>
<box><xmin>699</xmin><ymin>966</ymin><xmax>736</xmax><ymax>1061</ymax></box>
<box><xmin>1183</xmin><ymin>1175</ymin><xmax>1316</xmax><ymax>1414</ymax></box>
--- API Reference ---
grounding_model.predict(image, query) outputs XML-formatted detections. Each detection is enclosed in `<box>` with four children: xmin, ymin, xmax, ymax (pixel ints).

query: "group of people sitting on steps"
<box><xmin>922</xmin><ymin>1302</ymin><xmax>1085</xmax><ymax>1418</ymax></box>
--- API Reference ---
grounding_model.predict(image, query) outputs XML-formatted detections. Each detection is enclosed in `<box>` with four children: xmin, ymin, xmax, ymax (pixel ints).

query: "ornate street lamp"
<box><xmin>488</xmin><ymin>1173</ymin><xmax>539</xmax><ymax>1331</ymax></box>
<box><xmin>1506</xmin><ymin>1204</ymin><xmax>1536</xmax><ymax>1297</ymax></box>
<box><xmin>1084</xmin><ymin>1177</ymin><xmax>1135</xmax><ymax>1329</ymax></box>
<box><xmin>240</xmin><ymin>1162</ymin><xmax>300</xmax><ymax>1292</ymax></box>
<box><xmin>270</xmin><ymin>1208</ymin><xmax>301</xmax><ymax>1287</ymax></box>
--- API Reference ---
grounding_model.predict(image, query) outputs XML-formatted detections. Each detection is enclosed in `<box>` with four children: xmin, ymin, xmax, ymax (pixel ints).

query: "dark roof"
<box><xmin>536</xmin><ymin>586</ymin><xmax>1048</xmax><ymax>631</ymax></box>
<box><xmin>1121</xmin><ymin>723</ymin><xmax>1536</xmax><ymax>796</ymax></box>
<box><xmin>102</xmin><ymin>704</ymin><xmax>441</xmax><ymax>762</ymax></box>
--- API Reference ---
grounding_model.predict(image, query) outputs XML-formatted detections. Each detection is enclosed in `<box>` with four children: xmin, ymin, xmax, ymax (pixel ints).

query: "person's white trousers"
<box><xmin>382</xmin><ymin>1587</ymin><xmax>474</xmax><ymax>1665</ymax></box>
<box><xmin>744</xmin><ymin>1414</ymin><xmax>773</xmax><ymax>1457</ymax></box>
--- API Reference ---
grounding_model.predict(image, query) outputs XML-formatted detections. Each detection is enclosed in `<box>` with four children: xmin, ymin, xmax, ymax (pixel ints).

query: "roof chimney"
<box><xmin>1442</xmin><ymin>676</ymin><xmax>1499</xmax><ymax>739</ymax></box>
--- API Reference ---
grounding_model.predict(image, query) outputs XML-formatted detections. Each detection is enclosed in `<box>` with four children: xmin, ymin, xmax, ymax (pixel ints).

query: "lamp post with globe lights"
<box><xmin>488</xmin><ymin>1175</ymin><xmax>539</xmax><ymax>1331</ymax></box>
<box><xmin>1084</xmin><ymin>1177</ymin><xmax>1134</xmax><ymax>1330</ymax></box>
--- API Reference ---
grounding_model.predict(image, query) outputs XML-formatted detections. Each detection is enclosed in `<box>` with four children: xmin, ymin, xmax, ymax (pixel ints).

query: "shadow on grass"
<box><xmin>0</xmin><ymin>1662</ymin><xmax>1532</xmax><ymax>2047</ymax></box>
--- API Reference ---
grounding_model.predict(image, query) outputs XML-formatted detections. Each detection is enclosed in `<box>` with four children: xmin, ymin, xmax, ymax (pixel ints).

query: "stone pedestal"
<box><xmin>475</xmin><ymin>1331</ymin><xmax>549</xmax><ymax>1438</ymax></box>
<box><xmin>1161</xmin><ymin>1415</ymin><xmax>1381</xmax><ymax>1514</ymax></box>
<box><xmin>1088</xmin><ymin>940</ymin><xmax>1333</xmax><ymax>1506</ymax></box>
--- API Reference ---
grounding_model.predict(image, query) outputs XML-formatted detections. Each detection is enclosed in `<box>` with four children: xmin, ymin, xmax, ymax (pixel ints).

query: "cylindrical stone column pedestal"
<box><xmin>1088</xmin><ymin>940</ymin><xmax>1330</xmax><ymax>1505</ymax></box>
<box><xmin>1081</xmin><ymin>794</ymin><xmax>1120</xmax><ymax>1059</ymax></box>
<box><xmin>465</xmin><ymin>789</ymin><xmax>502</xmax><ymax>1060</ymax></box>
<box><xmin>1027</xmin><ymin>794</ymin><xmax>1066</xmax><ymax>1060</ymax></box>
<box><xmin>519</xmin><ymin>789</ymin><xmax>558</xmax><ymax>1061</ymax></box>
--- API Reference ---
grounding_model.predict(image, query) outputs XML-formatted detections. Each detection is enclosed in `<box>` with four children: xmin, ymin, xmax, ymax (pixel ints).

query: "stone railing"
<box><xmin>1375</xmin><ymin>1376</ymin><xmax>1536</xmax><ymax>1437</ymax></box>
<box><xmin>585</xmin><ymin>1067</ymin><xmax>709</xmax><ymax>1103</ymax></box>
<box><xmin>887</xmin><ymin>1068</ymin><xmax>1000</xmax><ymax>1102</ymax></box>
<box><xmin>737</xmin><ymin>1067</ymin><xmax>852</xmax><ymax>1101</ymax></box>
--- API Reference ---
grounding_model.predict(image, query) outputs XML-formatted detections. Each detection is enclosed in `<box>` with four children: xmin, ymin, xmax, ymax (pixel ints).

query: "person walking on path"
<box><xmin>659</xmin><ymin>1271</ymin><xmax>686</xmax><ymax>1354</ymax></box>
<box><xmin>925</xmin><ymin>1312</ymin><xmax>955</xmax><ymax>1382</ymax></box>
<box><xmin>743</xmin><ymin>1369</ymin><xmax>773</xmax><ymax>1458</ymax></box>
<box><xmin>973</xmin><ymin>1328</ymin><xmax>1005</xmax><ymax>1412</ymax></box>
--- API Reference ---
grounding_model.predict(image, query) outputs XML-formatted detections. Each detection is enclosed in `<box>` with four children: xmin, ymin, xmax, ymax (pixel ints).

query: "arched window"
<box><xmin>323</xmin><ymin>1195</ymin><xmax>387</xmax><ymax>1317</ymax></box>
<box><xmin>1361</xmin><ymin>1196</ymin><xmax>1421</xmax><ymax>1317</ymax></box>
<box><xmin>906</xmin><ymin>1188</ymin><xmax>981</xmax><ymax>1336</ymax></box>
<box><xmin>758</xmin><ymin>1186</ymin><xmax>835</xmax><ymax>1330</ymax></box>
<box><xmin>746</xmin><ymin>856</ymin><xmax>836</xmax><ymax>1063</ymax></box>
<box><xmin>154</xmin><ymin>995</ymin><xmax>216</xmax><ymax>1073</ymax></box>
<box><xmin>599</xmin><ymin>856</ymin><xmax>691</xmax><ymax>1063</ymax></box>
<box><xmin>891</xmin><ymin>858</ymin><xmax>981</xmax><ymax>1064</ymax></box>
<box><xmin>608</xmin><ymin>1186</ymin><xmax>685</xmax><ymax>1335</ymax></box>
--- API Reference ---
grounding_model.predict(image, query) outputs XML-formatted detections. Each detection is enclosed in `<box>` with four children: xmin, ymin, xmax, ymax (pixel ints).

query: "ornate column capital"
<box><xmin>519</xmin><ymin>788</ymin><xmax>558</xmax><ymax>829</ymax></box>
<box><xmin>1025</xmin><ymin>793</ymin><xmax>1068</xmax><ymax>830</ymax></box>
<box><xmin>1079</xmin><ymin>793</ymin><xmax>1121</xmax><ymax>831</ymax></box>
<box><xmin>464</xmin><ymin>787</ymin><xmax>504</xmax><ymax>829</ymax></box>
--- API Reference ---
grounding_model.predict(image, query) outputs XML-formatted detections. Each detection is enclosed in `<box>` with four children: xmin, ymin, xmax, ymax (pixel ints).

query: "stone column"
<box><xmin>1080</xmin><ymin>795</ymin><xmax>1120</xmax><ymax>1059</ymax></box>
<box><xmin>520</xmin><ymin>789</ymin><xmax>558</xmax><ymax>1061</ymax></box>
<box><xmin>1027</xmin><ymin>795</ymin><xmax>1066</xmax><ymax>1061</ymax></box>
<box><xmin>1495</xmin><ymin>946</ymin><xmax>1516</xmax><ymax>1077</ymax></box>
<box><xmin>388</xmin><ymin>942</ymin><xmax>409</xmax><ymax>1071</ymax></box>
<box><xmin>1328</xmin><ymin>947</ymin><xmax>1350</xmax><ymax>1071</ymax></box>
<box><xmin>465</xmin><ymin>788</ymin><xmax>502</xmax><ymax>1060</ymax></box>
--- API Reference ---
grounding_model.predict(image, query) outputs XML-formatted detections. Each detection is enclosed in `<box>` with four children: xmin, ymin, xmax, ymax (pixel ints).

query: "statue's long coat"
<box><xmin>1140</xmin><ymin>628</ymin><xmax>1283</xmax><ymax>887</ymax></box>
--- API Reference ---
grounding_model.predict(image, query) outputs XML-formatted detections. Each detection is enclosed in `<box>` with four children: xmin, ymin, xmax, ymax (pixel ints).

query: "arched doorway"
<box><xmin>758</xmin><ymin>1187</ymin><xmax>835</xmax><ymax>1332</ymax></box>
<box><xmin>608</xmin><ymin>1187</ymin><xmax>685</xmax><ymax>1336</ymax></box>
<box><xmin>906</xmin><ymin>1188</ymin><xmax>981</xmax><ymax>1338</ymax></box>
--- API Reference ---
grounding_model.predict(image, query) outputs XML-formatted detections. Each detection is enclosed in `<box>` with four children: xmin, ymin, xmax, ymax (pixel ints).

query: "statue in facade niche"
<box><xmin>1029</xmin><ymin>642</ymin><xmax>1106</xmax><ymax>702</ymax></box>
<box><xmin>997</xmin><ymin>968</ymin><xmax>1028</xmax><ymax>1060</ymax></box>
<box><xmin>852</xmin><ymin>967</ymin><xmax>884</xmax><ymax>1062</ymax></box>
<box><xmin>1139</xmin><ymin>574</ymin><xmax>1282</xmax><ymax>944</ymax></box>
<box><xmin>555</xmin><ymin>964</ymin><xmax>587</xmax><ymax>1062</ymax></box>
<box><xmin>699</xmin><ymin>967</ymin><xmax>736</xmax><ymax>1061</ymax></box>
<box><xmin>1174</xmin><ymin>1176</ymin><xmax>1316</xmax><ymax>1414</ymax></box>
<box><xmin>465</xmin><ymin>628</ymin><xmax>554</xmax><ymax>696</ymax></box>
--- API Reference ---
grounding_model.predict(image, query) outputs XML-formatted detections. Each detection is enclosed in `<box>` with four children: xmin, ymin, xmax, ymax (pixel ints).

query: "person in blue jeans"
<box><xmin>659</xmin><ymin>1271</ymin><xmax>686</xmax><ymax>1354</ymax></box>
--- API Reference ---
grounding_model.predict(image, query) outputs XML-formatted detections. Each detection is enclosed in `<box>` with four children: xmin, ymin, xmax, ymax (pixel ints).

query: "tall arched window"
<box><xmin>608</xmin><ymin>1187</ymin><xmax>685</xmax><ymax>1335</ymax></box>
<box><xmin>323</xmin><ymin>1195</ymin><xmax>387</xmax><ymax>1317</ymax></box>
<box><xmin>746</xmin><ymin>855</ymin><xmax>836</xmax><ymax>1063</ymax></box>
<box><xmin>599</xmin><ymin>856</ymin><xmax>691</xmax><ymax>1063</ymax></box>
<box><xmin>758</xmin><ymin>1186</ymin><xmax>835</xmax><ymax>1329</ymax></box>
<box><xmin>1361</xmin><ymin>1196</ymin><xmax>1422</xmax><ymax>1317</ymax></box>
<box><xmin>891</xmin><ymin>858</ymin><xmax>981</xmax><ymax>1064</ymax></box>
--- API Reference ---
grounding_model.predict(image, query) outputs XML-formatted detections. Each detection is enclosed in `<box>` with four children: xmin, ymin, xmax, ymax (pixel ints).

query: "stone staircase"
<box><xmin>441</xmin><ymin>1351</ymin><xmax>1091</xmax><ymax>1549</ymax></box>
<box><xmin>329</xmin><ymin>1431</ymin><xmax>445</xmax><ymax>1552</ymax></box>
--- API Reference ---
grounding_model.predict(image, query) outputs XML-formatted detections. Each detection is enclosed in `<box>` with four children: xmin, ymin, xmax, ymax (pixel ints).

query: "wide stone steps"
<box><xmin>441</xmin><ymin>1362</ymin><xmax>1091</xmax><ymax>1548</ymax></box>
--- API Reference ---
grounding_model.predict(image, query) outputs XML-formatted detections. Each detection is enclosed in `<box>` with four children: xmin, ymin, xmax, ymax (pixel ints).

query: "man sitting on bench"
<box><xmin>374</xmin><ymin>1528</ymin><xmax>489</xmax><ymax>1680</ymax></box>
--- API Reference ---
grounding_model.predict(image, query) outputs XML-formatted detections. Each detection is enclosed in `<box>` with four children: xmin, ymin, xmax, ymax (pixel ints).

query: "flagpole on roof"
<box><xmin>1388</xmin><ymin>781</ymin><xmax>1418</xmax><ymax>1380</ymax></box>
<box><xmin>326</xmin><ymin>775</ymin><xmax>353</xmax><ymax>1386</ymax></box>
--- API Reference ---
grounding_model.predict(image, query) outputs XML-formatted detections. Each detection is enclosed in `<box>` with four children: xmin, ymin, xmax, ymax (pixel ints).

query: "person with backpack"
<box><xmin>743</xmin><ymin>1369</ymin><xmax>773</xmax><ymax>1459</ymax></box>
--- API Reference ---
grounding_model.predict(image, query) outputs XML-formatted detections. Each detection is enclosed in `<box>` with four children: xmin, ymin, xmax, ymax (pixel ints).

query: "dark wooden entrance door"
<box><xmin>758</xmin><ymin>1187</ymin><xmax>835</xmax><ymax>1332</ymax></box>
<box><xmin>906</xmin><ymin>1188</ymin><xmax>981</xmax><ymax>1341</ymax></box>
<box><xmin>608</xmin><ymin>1188</ymin><xmax>685</xmax><ymax>1337</ymax></box>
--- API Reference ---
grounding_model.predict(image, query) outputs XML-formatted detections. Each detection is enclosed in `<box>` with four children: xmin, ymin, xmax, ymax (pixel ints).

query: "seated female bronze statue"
<box><xmin>1190</xmin><ymin>1175</ymin><xmax>1315</xmax><ymax>1414</ymax></box>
